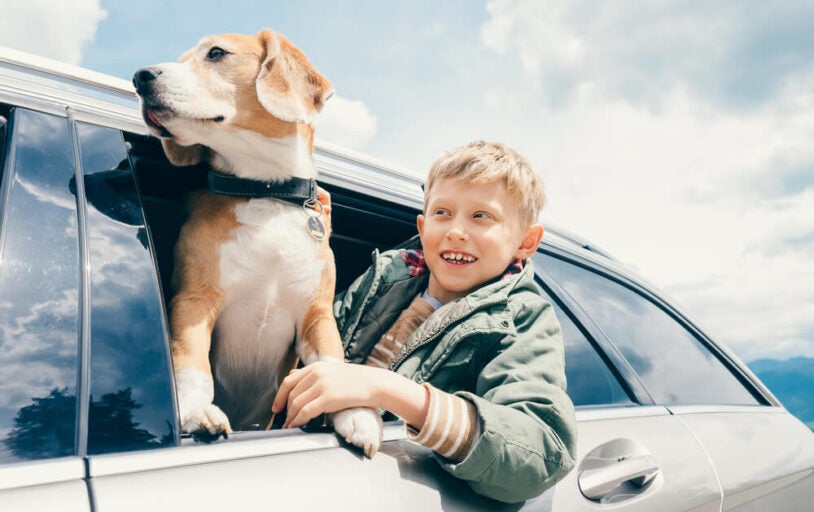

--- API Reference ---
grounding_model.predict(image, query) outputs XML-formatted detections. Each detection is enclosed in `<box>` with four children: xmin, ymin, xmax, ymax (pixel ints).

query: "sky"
<box><xmin>1</xmin><ymin>0</ymin><xmax>812</xmax><ymax>364</ymax></box>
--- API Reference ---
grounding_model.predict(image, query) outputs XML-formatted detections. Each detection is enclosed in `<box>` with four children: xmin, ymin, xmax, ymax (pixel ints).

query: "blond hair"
<box><xmin>424</xmin><ymin>141</ymin><xmax>545</xmax><ymax>227</ymax></box>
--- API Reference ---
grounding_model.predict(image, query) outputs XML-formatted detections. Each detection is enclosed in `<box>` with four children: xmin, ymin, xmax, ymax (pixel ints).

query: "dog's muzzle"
<box><xmin>133</xmin><ymin>67</ymin><xmax>162</xmax><ymax>96</ymax></box>
<box><xmin>133</xmin><ymin>67</ymin><xmax>174</xmax><ymax>138</ymax></box>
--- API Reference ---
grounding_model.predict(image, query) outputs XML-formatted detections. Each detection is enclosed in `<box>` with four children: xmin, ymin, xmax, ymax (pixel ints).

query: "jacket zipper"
<box><xmin>389</xmin><ymin>296</ymin><xmax>508</xmax><ymax>373</ymax></box>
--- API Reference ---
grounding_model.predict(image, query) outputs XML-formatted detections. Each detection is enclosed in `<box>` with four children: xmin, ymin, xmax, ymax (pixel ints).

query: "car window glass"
<box><xmin>532</xmin><ymin>258</ymin><xmax>632</xmax><ymax>407</ymax></box>
<box><xmin>76</xmin><ymin>123</ymin><xmax>176</xmax><ymax>454</ymax></box>
<box><xmin>540</xmin><ymin>254</ymin><xmax>760</xmax><ymax>406</ymax></box>
<box><xmin>0</xmin><ymin>108</ymin><xmax>80</xmax><ymax>463</ymax></box>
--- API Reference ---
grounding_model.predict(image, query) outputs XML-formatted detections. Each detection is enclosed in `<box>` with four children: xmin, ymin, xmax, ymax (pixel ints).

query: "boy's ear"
<box><xmin>416</xmin><ymin>214</ymin><xmax>425</xmax><ymax>238</ymax></box>
<box><xmin>514</xmin><ymin>224</ymin><xmax>544</xmax><ymax>260</ymax></box>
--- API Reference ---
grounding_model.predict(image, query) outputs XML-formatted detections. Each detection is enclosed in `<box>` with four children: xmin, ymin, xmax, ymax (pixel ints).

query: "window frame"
<box><xmin>535</xmin><ymin>242</ymin><xmax>774</xmax><ymax>408</ymax></box>
<box><xmin>532</xmin><ymin>251</ymin><xmax>639</xmax><ymax>408</ymax></box>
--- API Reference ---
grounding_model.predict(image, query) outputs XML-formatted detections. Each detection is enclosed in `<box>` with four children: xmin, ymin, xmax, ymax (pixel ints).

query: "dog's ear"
<box><xmin>161</xmin><ymin>138</ymin><xmax>209</xmax><ymax>166</ymax></box>
<box><xmin>256</xmin><ymin>29</ymin><xmax>334</xmax><ymax>124</ymax></box>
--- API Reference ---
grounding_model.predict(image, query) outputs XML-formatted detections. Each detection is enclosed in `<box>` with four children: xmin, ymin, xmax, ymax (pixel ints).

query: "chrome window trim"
<box><xmin>0</xmin><ymin>457</ymin><xmax>85</xmax><ymax>491</ymax></box>
<box><xmin>575</xmin><ymin>406</ymin><xmax>670</xmax><ymax>422</ymax></box>
<box><xmin>0</xmin><ymin>47</ymin><xmax>133</xmax><ymax>95</ymax></box>
<box><xmin>314</xmin><ymin>140</ymin><xmax>424</xmax><ymax>211</ymax></box>
<box><xmin>88</xmin><ymin>421</ymin><xmax>407</xmax><ymax>478</ymax></box>
<box><xmin>68</xmin><ymin>111</ymin><xmax>92</xmax><ymax>457</ymax></box>
<box><xmin>0</xmin><ymin>64</ymin><xmax>142</xmax><ymax>129</ymax></box>
<box><xmin>667</xmin><ymin>404</ymin><xmax>786</xmax><ymax>416</ymax></box>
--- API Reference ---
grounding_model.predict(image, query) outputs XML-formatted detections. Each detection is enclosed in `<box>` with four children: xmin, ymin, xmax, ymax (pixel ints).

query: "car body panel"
<box><xmin>89</xmin><ymin>423</ymin><xmax>512</xmax><ymax>511</ymax></box>
<box><xmin>547</xmin><ymin>407</ymin><xmax>721</xmax><ymax>511</ymax></box>
<box><xmin>672</xmin><ymin>407</ymin><xmax>814</xmax><ymax>511</ymax></box>
<box><xmin>0</xmin><ymin>458</ymin><xmax>89</xmax><ymax>512</ymax></box>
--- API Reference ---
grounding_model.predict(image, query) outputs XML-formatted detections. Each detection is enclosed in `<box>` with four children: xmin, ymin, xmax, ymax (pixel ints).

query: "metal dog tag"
<box><xmin>307</xmin><ymin>216</ymin><xmax>326</xmax><ymax>241</ymax></box>
<box><xmin>303</xmin><ymin>198</ymin><xmax>326</xmax><ymax>241</ymax></box>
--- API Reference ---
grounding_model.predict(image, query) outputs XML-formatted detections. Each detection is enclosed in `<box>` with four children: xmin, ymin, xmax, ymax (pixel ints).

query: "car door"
<box><xmin>528</xmin><ymin>249</ymin><xmax>723</xmax><ymax>511</ymax></box>
<box><xmin>0</xmin><ymin>106</ymin><xmax>91</xmax><ymax>511</ymax></box>
<box><xmin>546</xmin><ymin>251</ymin><xmax>814</xmax><ymax>510</ymax></box>
<box><xmin>535</xmin><ymin>247</ymin><xmax>814</xmax><ymax>510</ymax></box>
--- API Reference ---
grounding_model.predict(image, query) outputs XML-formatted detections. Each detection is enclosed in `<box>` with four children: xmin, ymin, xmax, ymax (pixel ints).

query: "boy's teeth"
<box><xmin>443</xmin><ymin>252</ymin><xmax>475</xmax><ymax>262</ymax></box>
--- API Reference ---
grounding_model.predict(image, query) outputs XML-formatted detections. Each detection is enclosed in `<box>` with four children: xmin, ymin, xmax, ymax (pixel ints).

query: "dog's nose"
<box><xmin>132</xmin><ymin>67</ymin><xmax>162</xmax><ymax>94</ymax></box>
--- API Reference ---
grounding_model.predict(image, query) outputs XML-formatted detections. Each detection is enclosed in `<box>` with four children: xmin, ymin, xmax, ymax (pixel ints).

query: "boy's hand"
<box><xmin>316</xmin><ymin>186</ymin><xmax>332</xmax><ymax>230</ymax></box>
<box><xmin>316</xmin><ymin>187</ymin><xmax>332</xmax><ymax>216</ymax></box>
<box><xmin>272</xmin><ymin>361</ymin><xmax>383</xmax><ymax>429</ymax></box>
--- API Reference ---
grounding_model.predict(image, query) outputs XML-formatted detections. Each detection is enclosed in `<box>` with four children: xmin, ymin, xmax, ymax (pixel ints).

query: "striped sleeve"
<box><xmin>407</xmin><ymin>383</ymin><xmax>480</xmax><ymax>462</ymax></box>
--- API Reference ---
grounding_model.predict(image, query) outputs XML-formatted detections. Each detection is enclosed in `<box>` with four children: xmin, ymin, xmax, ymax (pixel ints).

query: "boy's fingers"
<box><xmin>316</xmin><ymin>187</ymin><xmax>331</xmax><ymax>205</ymax></box>
<box><xmin>283</xmin><ymin>389</ymin><xmax>320</xmax><ymax>428</ymax></box>
<box><xmin>316</xmin><ymin>187</ymin><xmax>332</xmax><ymax>217</ymax></box>
<box><xmin>271</xmin><ymin>369</ymin><xmax>303</xmax><ymax>413</ymax></box>
<box><xmin>317</xmin><ymin>188</ymin><xmax>332</xmax><ymax>211</ymax></box>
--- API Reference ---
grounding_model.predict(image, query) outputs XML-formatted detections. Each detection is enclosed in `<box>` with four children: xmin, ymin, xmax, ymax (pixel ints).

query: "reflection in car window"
<box><xmin>76</xmin><ymin>123</ymin><xmax>176</xmax><ymax>454</ymax></box>
<box><xmin>540</xmin><ymin>254</ymin><xmax>760</xmax><ymax>406</ymax></box>
<box><xmin>532</xmin><ymin>257</ymin><xmax>632</xmax><ymax>407</ymax></box>
<box><xmin>0</xmin><ymin>108</ymin><xmax>80</xmax><ymax>463</ymax></box>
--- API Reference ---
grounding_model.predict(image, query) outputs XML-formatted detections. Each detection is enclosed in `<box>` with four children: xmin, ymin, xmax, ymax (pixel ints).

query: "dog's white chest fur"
<box><xmin>213</xmin><ymin>198</ymin><xmax>322</xmax><ymax>426</ymax></box>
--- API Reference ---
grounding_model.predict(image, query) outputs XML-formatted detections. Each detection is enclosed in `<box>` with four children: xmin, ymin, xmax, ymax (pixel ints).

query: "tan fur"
<box><xmin>169</xmin><ymin>192</ymin><xmax>242</xmax><ymax>373</ymax></box>
<box><xmin>298</xmin><ymin>219</ymin><xmax>344</xmax><ymax>364</ymax></box>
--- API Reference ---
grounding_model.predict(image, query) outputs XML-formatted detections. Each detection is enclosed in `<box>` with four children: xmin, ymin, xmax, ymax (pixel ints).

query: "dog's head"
<box><xmin>133</xmin><ymin>30</ymin><xmax>333</xmax><ymax>168</ymax></box>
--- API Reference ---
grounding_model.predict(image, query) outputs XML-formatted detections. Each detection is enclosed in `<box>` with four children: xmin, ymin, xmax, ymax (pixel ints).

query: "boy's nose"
<box><xmin>446</xmin><ymin>225</ymin><xmax>469</xmax><ymax>241</ymax></box>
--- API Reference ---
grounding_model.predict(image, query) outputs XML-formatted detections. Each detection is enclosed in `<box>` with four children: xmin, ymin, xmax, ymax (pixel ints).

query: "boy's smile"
<box><xmin>417</xmin><ymin>178</ymin><xmax>542</xmax><ymax>304</ymax></box>
<box><xmin>440</xmin><ymin>251</ymin><xmax>477</xmax><ymax>264</ymax></box>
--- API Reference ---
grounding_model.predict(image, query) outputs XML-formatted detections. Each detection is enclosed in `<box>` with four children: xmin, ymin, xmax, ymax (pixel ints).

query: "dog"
<box><xmin>132</xmin><ymin>29</ymin><xmax>382</xmax><ymax>456</ymax></box>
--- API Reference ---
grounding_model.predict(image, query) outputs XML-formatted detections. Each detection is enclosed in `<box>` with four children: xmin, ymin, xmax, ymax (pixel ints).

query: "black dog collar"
<box><xmin>207</xmin><ymin>171</ymin><xmax>318</xmax><ymax>205</ymax></box>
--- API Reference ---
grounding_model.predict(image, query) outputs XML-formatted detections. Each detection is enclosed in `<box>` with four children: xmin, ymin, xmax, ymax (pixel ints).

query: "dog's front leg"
<box><xmin>170</xmin><ymin>287</ymin><xmax>231</xmax><ymax>436</ymax></box>
<box><xmin>296</xmin><ymin>242</ymin><xmax>383</xmax><ymax>457</ymax></box>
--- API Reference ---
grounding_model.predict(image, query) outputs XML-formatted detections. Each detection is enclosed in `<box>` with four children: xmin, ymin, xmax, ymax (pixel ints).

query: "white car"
<box><xmin>1</xmin><ymin>47</ymin><xmax>813</xmax><ymax>511</ymax></box>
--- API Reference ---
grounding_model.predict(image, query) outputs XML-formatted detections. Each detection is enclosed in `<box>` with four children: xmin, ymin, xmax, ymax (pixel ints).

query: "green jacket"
<box><xmin>334</xmin><ymin>238</ymin><xmax>577</xmax><ymax>503</ymax></box>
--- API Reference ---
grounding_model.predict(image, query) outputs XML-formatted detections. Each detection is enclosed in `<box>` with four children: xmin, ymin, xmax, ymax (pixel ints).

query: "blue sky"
<box><xmin>1</xmin><ymin>0</ymin><xmax>813</xmax><ymax>364</ymax></box>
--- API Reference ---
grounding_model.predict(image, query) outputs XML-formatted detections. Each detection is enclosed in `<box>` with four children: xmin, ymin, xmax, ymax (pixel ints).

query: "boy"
<box><xmin>272</xmin><ymin>141</ymin><xmax>577</xmax><ymax>503</ymax></box>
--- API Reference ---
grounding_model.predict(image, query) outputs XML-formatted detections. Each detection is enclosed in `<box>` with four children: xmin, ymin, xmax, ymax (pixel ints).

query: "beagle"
<box><xmin>132</xmin><ymin>30</ymin><xmax>382</xmax><ymax>456</ymax></box>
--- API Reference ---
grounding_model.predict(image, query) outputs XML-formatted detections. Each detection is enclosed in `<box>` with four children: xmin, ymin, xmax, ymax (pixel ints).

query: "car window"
<box><xmin>0</xmin><ymin>107</ymin><xmax>80</xmax><ymax>463</ymax></box>
<box><xmin>532</xmin><ymin>256</ymin><xmax>632</xmax><ymax>407</ymax></box>
<box><xmin>539</xmin><ymin>254</ymin><xmax>761</xmax><ymax>406</ymax></box>
<box><xmin>76</xmin><ymin>123</ymin><xmax>177</xmax><ymax>454</ymax></box>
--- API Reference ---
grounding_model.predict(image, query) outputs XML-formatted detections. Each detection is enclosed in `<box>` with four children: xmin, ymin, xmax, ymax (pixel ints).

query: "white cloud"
<box><xmin>475</xmin><ymin>1</ymin><xmax>814</xmax><ymax>362</ymax></box>
<box><xmin>314</xmin><ymin>95</ymin><xmax>378</xmax><ymax>150</ymax></box>
<box><xmin>0</xmin><ymin>0</ymin><xmax>107</xmax><ymax>65</ymax></box>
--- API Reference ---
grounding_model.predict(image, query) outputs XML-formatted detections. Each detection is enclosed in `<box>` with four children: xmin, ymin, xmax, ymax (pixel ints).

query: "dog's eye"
<box><xmin>206</xmin><ymin>47</ymin><xmax>228</xmax><ymax>61</ymax></box>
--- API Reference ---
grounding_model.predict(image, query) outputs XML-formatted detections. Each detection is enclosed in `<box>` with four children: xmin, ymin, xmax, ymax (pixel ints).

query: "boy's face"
<box><xmin>417</xmin><ymin>178</ymin><xmax>543</xmax><ymax>304</ymax></box>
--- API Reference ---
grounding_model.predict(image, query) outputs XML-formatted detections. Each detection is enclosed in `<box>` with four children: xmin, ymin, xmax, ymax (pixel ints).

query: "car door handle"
<box><xmin>579</xmin><ymin>453</ymin><xmax>660</xmax><ymax>500</ymax></box>
<box><xmin>577</xmin><ymin>438</ymin><xmax>662</xmax><ymax>502</ymax></box>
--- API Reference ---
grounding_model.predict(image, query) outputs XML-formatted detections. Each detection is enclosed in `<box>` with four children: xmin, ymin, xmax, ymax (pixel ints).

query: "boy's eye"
<box><xmin>473</xmin><ymin>211</ymin><xmax>493</xmax><ymax>219</ymax></box>
<box><xmin>433</xmin><ymin>208</ymin><xmax>450</xmax><ymax>216</ymax></box>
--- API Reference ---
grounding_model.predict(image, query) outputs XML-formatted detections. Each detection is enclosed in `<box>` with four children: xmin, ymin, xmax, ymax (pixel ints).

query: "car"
<box><xmin>1</xmin><ymin>46</ymin><xmax>813</xmax><ymax>512</ymax></box>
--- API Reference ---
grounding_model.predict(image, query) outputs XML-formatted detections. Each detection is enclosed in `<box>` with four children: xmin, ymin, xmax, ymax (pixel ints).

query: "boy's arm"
<box><xmin>406</xmin><ymin>383</ymin><xmax>481</xmax><ymax>460</ymax></box>
<box><xmin>437</xmin><ymin>297</ymin><xmax>577</xmax><ymax>503</ymax></box>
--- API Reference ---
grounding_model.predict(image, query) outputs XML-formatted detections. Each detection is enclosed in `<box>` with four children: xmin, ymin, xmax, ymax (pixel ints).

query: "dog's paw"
<box><xmin>331</xmin><ymin>407</ymin><xmax>383</xmax><ymax>458</ymax></box>
<box><xmin>181</xmin><ymin>403</ymin><xmax>232</xmax><ymax>436</ymax></box>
